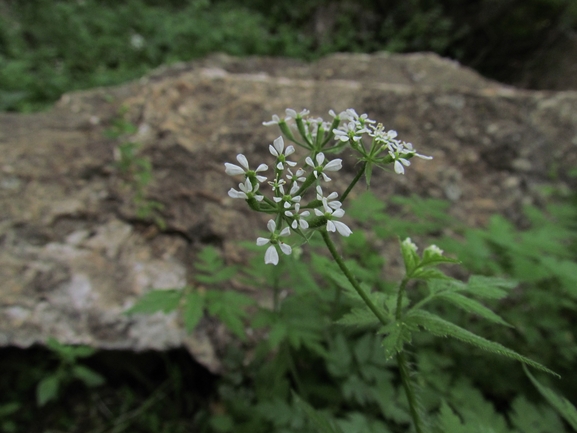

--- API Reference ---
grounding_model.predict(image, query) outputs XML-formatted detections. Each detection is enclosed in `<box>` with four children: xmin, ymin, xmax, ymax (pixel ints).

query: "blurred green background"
<box><xmin>1</xmin><ymin>0</ymin><xmax>577</xmax><ymax>111</ymax></box>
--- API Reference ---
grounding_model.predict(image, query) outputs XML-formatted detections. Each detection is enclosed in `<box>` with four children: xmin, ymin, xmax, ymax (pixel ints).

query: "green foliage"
<box><xmin>524</xmin><ymin>365</ymin><xmax>577</xmax><ymax>430</ymax></box>
<box><xmin>125</xmin><ymin>246</ymin><xmax>252</xmax><ymax>339</ymax></box>
<box><xmin>35</xmin><ymin>338</ymin><xmax>105</xmax><ymax>407</ymax></box>
<box><xmin>2</xmin><ymin>0</ymin><xmax>577</xmax><ymax>111</ymax></box>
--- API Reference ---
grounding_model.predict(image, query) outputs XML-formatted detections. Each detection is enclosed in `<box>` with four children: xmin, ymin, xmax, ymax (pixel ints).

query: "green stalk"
<box><xmin>320</xmin><ymin>230</ymin><xmax>388</xmax><ymax>327</ymax></box>
<box><xmin>397</xmin><ymin>351</ymin><xmax>425</xmax><ymax>433</ymax></box>
<box><xmin>321</xmin><ymin>230</ymin><xmax>425</xmax><ymax>432</ymax></box>
<box><xmin>339</xmin><ymin>162</ymin><xmax>366</xmax><ymax>205</ymax></box>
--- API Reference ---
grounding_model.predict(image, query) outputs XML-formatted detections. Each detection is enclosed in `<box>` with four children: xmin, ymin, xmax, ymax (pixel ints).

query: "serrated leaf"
<box><xmin>411</xmin><ymin>267</ymin><xmax>452</xmax><ymax>281</ymax></box>
<box><xmin>293</xmin><ymin>392</ymin><xmax>345</xmax><ymax>433</ymax></box>
<box><xmin>206</xmin><ymin>291</ymin><xmax>253</xmax><ymax>340</ymax></box>
<box><xmin>427</xmin><ymin>278</ymin><xmax>465</xmax><ymax>294</ymax></box>
<box><xmin>524</xmin><ymin>364</ymin><xmax>577</xmax><ymax>430</ymax></box>
<box><xmin>72</xmin><ymin>365</ymin><xmax>105</xmax><ymax>387</ymax></box>
<box><xmin>420</xmin><ymin>255</ymin><xmax>461</xmax><ymax>269</ymax></box>
<box><xmin>435</xmin><ymin>401</ymin><xmax>467</xmax><ymax>433</ymax></box>
<box><xmin>509</xmin><ymin>395</ymin><xmax>565</xmax><ymax>433</ymax></box>
<box><xmin>465</xmin><ymin>276</ymin><xmax>516</xmax><ymax>299</ymax></box>
<box><xmin>125</xmin><ymin>289</ymin><xmax>182</xmax><ymax>315</ymax></box>
<box><xmin>436</xmin><ymin>292</ymin><xmax>512</xmax><ymax>327</ymax></box>
<box><xmin>408</xmin><ymin>310</ymin><xmax>558</xmax><ymax>377</ymax></box>
<box><xmin>336</xmin><ymin>308</ymin><xmax>380</xmax><ymax>329</ymax></box>
<box><xmin>37</xmin><ymin>375</ymin><xmax>60</xmax><ymax>406</ymax></box>
<box><xmin>380</xmin><ymin>318</ymin><xmax>419</xmax><ymax>358</ymax></box>
<box><xmin>183</xmin><ymin>291</ymin><xmax>205</xmax><ymax>333</ymax></box>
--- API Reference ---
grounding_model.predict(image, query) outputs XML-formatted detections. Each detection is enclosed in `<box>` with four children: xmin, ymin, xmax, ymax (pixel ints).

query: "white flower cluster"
<box><xmin>225</xmin><ymin>134</ymin><xmax>350</xmax><ymax>265</ymax></box>
<box><xmin>226</xmin><ymin>108</ymin><xmax>433</xmax><ymax>265</ymax></box>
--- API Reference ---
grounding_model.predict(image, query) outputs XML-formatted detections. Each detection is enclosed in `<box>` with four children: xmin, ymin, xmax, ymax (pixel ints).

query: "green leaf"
<box><xmin>524</xmin><ymin>364</ymin><xmax>577</xmax><ymax>430</ymax></box>
<box><xmin>0</xmin><ymin>402</ymin><xmax>20</xmax><ymax>417</ymax></box>
<box><xmin>125</xmin><ymin>289</ymin><xmax>182</xmax><ymax>315</ymax></box>
<box><xmin>37</xmin><ymin>375</ymin><xmax>60</xmax><ymax>406</ymax></box>
<box><xmin>465</xmin><ymin>276</ymin><xmax>517</xmax><ymax>299</ymax></box>
<box><xmin>411</xmin><ymin>267</ymin><xmax>452</xmax><ymax>281</ymax></box>
<box><xmin>408</xmin><ymin>310</ymin><xmax>558</xmax><ymax>377</ymax></box>
<box><xmin>436</xmin><ymin>292</ymin><xmax>512</xmax><ymax>327</ymax></box>
<box><xmin>72</xmin><ymin>365</ymin><xmax>105</xmax><ymax>387</ymax></box>
<box><xmin>206</xmin><ymin>291</ymin><xmax>253</xmax><ymax>340</ymax></box>
<box><xmin>380</xmin><ymin>318</ymin><xmax>419</xmax><ymax>359</ymax></box>
<box><xmin>435</xmin><ymin>401</ymin><xmax>468</xmax><ymax>433</ymax></box>
<box><xmin>509</xmin><ymin>395</ymin><xmax>565</xmax><ymax>433</ymax></box>
<box><xmin>183</xmin><ymin>291</ymin><xmax>205</xmax><ymax>333</ymax></box>
<box><xmin>336</xmin><ymin>307</ymin><xmax>381</xmax><ymax>329</ymax></box>
<box><xmin>293</xmin><ymin>392</ymin><xmax>345</xmax><ymax>433</ymax></box>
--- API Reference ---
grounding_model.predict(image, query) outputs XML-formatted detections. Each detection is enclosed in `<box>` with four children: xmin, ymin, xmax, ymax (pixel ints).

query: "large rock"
<box><xmin>1</xmin><ymin>52</ymin><xmax>576</xmax><ymax>372</ymax></box>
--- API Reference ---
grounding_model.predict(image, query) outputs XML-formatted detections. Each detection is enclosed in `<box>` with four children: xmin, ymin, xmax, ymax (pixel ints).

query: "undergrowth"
<box><xmin>4</xmin><ymin>186</ymin><xmax>574</xmax><ymax>431</ymax></box>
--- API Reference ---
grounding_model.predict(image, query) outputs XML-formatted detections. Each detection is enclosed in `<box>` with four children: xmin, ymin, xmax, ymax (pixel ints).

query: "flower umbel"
<box><xmin>256</xmin><ymin>220</ymin><xmax>292</xmax><ymax>265</ymax></box>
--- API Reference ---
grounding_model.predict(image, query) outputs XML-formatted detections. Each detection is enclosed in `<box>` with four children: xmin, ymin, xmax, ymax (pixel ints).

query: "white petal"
<box><xmin>316</xmin><ymin>153</ymin><xmax>325</xmax><ymax>165</ymax></box>
<box><xmin>236</xmin><ymin>154</ymin><xmax>249</xmax><ymax>170</ymax></box>
<box><xmin>279</xmin><ymin>243</ymin><xmax>292</xmax><ymax>255</ymax></box>
<box><xmin>305</xmin><ymin>156</ymin><xmax>315</xmax><ymax>168</ymax></box>
<box><xmin>224</xmin><ymin>163</ymin><xmax>245</xmax><ymax>176</ymax></box>
<box><xmin>228</xmin><ymin>189</ymin><xmax>247</xmax><ymax>199</ymax></box>
<box><xmin>394</xmin><ymin>160</ymin><xmax>405</xmax><ymax>174</ymax></box>
<box><xmin>273</xmin><ymin>136</ymin><xmax>284</xmax><ymax>153</ymax></box>
<box><xmin>290</xmin><ymin>183</ymin><xmax>299</xmax><ymax>195</ymax></box>
<box><xmin>300</xmin><ymin>210</ymin><xmax>310</xmax><ymax>217</ymax></box>
<box><xmin>323</xmin><ymin>159</ymin><xmax>342</xmax><ymax>172</ymax></box>
<box><xmin>333</xmin><ymin>221</ymin><xmax>352</xmax><ymax>237</ymax></box>
<box><xmin>332</xmin><ymin>208</ymin><xmax>345</xmax><ymax>218</ymax></box>
<box><xmin>276</xmin><ymin>162</ymin><xmax>284</xmax><ymax>170</ymax></box>
<box><xmin>415</xmin><ymin>153</ymin><xmax>433</xmax><ymax>160</ymax></box>
<box><xmin>256</xmin><ymin>237</ymin><xmax>270</xmax><ymax>246</ymax></box>
<box><xmin>269</xmin><ymin>144</ymin><xmax>279</xmax><ymax>157</ymax></box>
<box><xmin>256</xmin><ymin>175</ymin><xmax>267</xmax><ymax>183</ymax></box>
<box><xmin>287</xmin><ymin>161</ymin><xmax>297</xmax><ymax>167</ymax></box>
<box><xmin>314</xmin><ymin>208</ymin><xmax>324</xmax><ymax>217</ymax></box>
<box><xmin>291</xmin><ymin>220</ymin><xmax>298</xmax><ymax>229</ymax></box>
<box><xmin>285</xmin><ymin>108</ymin><xmax>297</xmax><ymax>119</ymax></box>
<box><xmin>327</xmin><ymin>192</ymin><xmax>338</xmax><ymax>200</ymax></box>
<box><xmin>285</xmin><ymin>145</ymin><xmax>295</xmax><ymax>156</ymax></box>
<box><xmin>267</xmin><ymin>219</ymin><xmax>276</xmax><ymax>233</ymax></box>
<box><xmin>264</xmin><ymin>246</ymin><xmax>279</xmax><ymax>265</ymax></box>
<box><xmin>279</xmin><ymin>227</ymin><xmax>291</xmax><ymax>237</ymax></box>
<box><xmin>400</xmin><ymin>158</ymin><xmax>411</xmax><ymax>167</ymax></box>
<box><xmin>255</xmin><ymin>163</ymin><xmax>268</xmax><ymax>172</ymax></box>
<box><xmin>273</xmin><ymin>197</ymin><xmax>282</xmax><ymax>202</ymax></box>
<box><xmin>321</xmin><ymin>172</ymin><xmax>331</xmax><ymax>182</ymax></box>
<box><xmin>262</xmin><ymin>114</ymin><xmax>280</xmax><ymax>126</ymax></box>
<box><xmin>299</xmin><ymin>220</ymin><xmax>309</xmax><ymax>229</ymax></box>
<box><xmin>326</xmin><ymin>220</ymin><xmax>336</xmax><ymax>232</ymax></box>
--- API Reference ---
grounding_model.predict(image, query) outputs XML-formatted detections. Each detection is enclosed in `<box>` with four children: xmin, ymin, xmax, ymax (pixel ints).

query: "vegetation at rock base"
<box><xmin>2</xmin><ymin>184</ymin><xmax>577</xmax><ymax>432</ymax></box>
<box><xmin>1</xmin><ymin>0</ymin><xmax>577</xmax><ymax>111</ymax></box>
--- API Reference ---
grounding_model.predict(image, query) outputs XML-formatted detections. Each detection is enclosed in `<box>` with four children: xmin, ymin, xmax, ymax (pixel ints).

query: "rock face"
<box><xmin>1</xmin><ymin>52</ymin><xmax>576</xmax><ymax>372</ymax></box>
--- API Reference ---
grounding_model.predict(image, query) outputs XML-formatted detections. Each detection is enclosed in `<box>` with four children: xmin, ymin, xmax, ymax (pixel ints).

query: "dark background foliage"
<box><xmin>0</xmin><ymin>0</ymin><xmax>576</xmax><ymax>111</ymax></box>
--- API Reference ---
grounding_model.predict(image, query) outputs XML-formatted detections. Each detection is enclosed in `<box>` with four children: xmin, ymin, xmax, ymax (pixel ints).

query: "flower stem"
<box><xmin>397</xmin><ymin>351</ymin><xmax>425</xmax><ymax>433</ymax></box>
<box><xmin>320</xmin><ymin>230</ymin><xmax>388</xmax><ymax>326</ymax></box>
<box><xmin>340</xmin><ymin>161</ymin><xmax>366</xmax><ymax>205</ymax></box>
<box><xmin>321</xmin><ymin>230</ymin><xmax>425</xmax><ymax>432</ymax></box>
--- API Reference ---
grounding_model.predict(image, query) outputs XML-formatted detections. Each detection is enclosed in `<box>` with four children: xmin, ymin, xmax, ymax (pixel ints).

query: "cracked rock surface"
<box><xmin>1</xmin><ymin>52</ymin><xmax>576</xmax><ymax>372</ymax></box>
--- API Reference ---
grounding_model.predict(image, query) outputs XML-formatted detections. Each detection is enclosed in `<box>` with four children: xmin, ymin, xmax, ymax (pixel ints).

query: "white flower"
<box><xmin>286</xmin><ymin>168</ymin><xmax>306</xmax><ymax>186</ymax></box>
<box><xmin>263</xmin><ymin>114</ymin><xmax>283</xmax><ymax>126</ymax></box>
<box><xmin>269</xmin><ymin>136</ymin><xmax>297</xmax><ymax>170</ymax></box>
<box><xmin>402</xmin><ymin>237</ymin><xmax>418</xmax><ymax>252</ymax></box>
<box><xmin>256</xmin><ymin>220</ymin><xmax>292</xmax><ymax>265</ymax></box>
<box><xmin>285</xmin><ymin>203</ymin><xmax>310</xmax><ymax>229</ymax></box>
<box><xmin>316</xmin><ymin>185</ymin><xmax>342</xmax><ymax>210</ymax></box>
<box><xmin>228</xmin><ymin>178</ymin><xmax>263</xmax><ymax>201</ymax></box>
<box><xmin>285</xmin><ymin>108</ymin><xmax>310</xmax><ymax>119</ymax></box>
<box><xmin>394</xmin><ymin>157</ymin><xmax>411</xmax><ymax>175</ymax></box>
<box><xmin>425</xmin><ymin>245</ymin><xmax>443</xmax><ymax>256</ymax></box>
<box><xmin>305</xmin><ymin>152</ymin><xmax>342</xmax><ymax>181</ymax></box>
<box><xmin>314</xmin><ymin>202</ymin><xmax>352</xmax><ymax>237</ymax></box>
<box><xmin>224</xmin><ymin>154</ymin><xmax>268</xmax><ymax>182</ymax></box>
